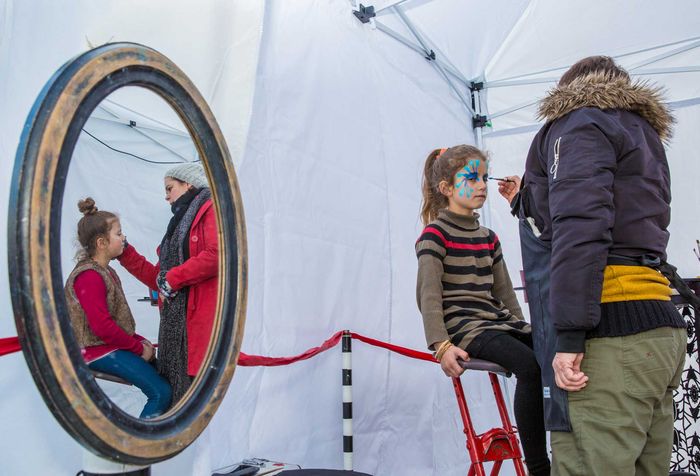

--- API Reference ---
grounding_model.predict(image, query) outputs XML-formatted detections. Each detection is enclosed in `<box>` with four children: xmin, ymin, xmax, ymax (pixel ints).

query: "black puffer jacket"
<box><xmin>521</xmin><ymin>72</ymin><xmax>675</xmax><ymax>351</ymax></box>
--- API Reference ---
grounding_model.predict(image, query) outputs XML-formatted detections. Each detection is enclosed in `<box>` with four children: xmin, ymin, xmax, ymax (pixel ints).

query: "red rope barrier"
<box><xmin>0</xmin><ymin>331</ymin><xmax>437</xmax><ymax>365</ymax></box>
<box><xmin>350</xmin><ymin>332</ymin><xmax>437</xmax><ymax>363</ymax></box>
<box><xmin>237</xmin><ymin>331</ymin><xmax>344</xmax><ymax>367</ymax></box>
<box><xmin>0</xmin><ymin>337</ymin><xmax>21</xmax><ymax>357</ymax></box>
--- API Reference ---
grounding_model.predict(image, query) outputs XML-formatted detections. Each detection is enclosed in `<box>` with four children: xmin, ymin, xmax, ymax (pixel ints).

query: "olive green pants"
<box><xmin>551</xmin><ymin>327</ymin><xmax>686</xmax><ymax>476</ymax></box>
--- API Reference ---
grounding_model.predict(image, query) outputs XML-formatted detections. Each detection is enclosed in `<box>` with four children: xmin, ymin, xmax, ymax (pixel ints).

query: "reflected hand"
<box><xmin>141</xmin><ymin>341</ymin><xmax>155</xmax><ymax>362</ymax></box>
<box><xmin>497</xmin><ymin>175</ymin><xmax>521</xmax><ymax>204</ymax></box>
<box><xmin>553</xmin><ymin>352</ymin><xmax>588</xmax><ymax>391</ymax></box>
<box><xmin>440</xmin><ymin>345</ymin><xmax>470</xmax><ymax>378</ymax></box>
<box><xmin>157</xmin><ymin>271</ymin><xmax>177</xmax><ymax>299</ymax></box>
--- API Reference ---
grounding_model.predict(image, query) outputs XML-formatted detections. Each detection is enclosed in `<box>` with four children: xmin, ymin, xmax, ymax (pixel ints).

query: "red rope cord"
<box><xmin>237</xmin><ymin>331</ymin><xmax>344</xmax><ymax>366</ymax></box>
<box><xmin>350</xmin><ymin>332</ymin><xmax>437</xmax><ymax>363</ymax></box>
<box><xmin>1</xmin><ymin>331</ymin><xmax>437</xmax><ymax>365</ymax></box>
<box><xmin>0</xmin><ymin>337</ymin><xmax>21</xmax><ymax>357</ymax></box>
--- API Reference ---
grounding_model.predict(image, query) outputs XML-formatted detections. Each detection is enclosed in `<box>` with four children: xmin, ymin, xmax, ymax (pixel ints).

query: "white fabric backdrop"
<box><xmin>1</xmin><ymin>1</ymin><xmax>699</xmax><ymax>475</ymax></box>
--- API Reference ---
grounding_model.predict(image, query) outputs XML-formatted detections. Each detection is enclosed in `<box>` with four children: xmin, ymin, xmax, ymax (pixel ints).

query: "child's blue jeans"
<box><xmin>89</xmin><ymin>350</ymin><xmax>172</xmax><ymax>419</ymax></box>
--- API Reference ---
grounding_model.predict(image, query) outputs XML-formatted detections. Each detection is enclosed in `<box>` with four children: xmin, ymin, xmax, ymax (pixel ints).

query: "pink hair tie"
<box><xmin>436</xmin><ymin>148</ymin><xmax>447</xmax><ymax>159</ymax></box>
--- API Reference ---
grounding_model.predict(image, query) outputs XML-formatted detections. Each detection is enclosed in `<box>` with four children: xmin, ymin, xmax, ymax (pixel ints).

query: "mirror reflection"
<box><xmin>61</xmin><ymin>86</ymin><xmax>218</xmax><ymax>419</ymax></box>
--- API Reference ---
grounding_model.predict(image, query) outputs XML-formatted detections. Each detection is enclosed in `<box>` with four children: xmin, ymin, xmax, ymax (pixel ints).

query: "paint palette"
<box><xmin>213</xmin><ymin>458</ymin><xmax>301</xmax><ymax>476</ymax></box>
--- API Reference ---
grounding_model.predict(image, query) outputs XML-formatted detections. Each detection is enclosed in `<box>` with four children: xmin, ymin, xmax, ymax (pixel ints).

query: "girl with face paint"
<box><xmin>416</xmin><ymin>145</ymin><xmax>551</xmax><ymax>476</ymax></box>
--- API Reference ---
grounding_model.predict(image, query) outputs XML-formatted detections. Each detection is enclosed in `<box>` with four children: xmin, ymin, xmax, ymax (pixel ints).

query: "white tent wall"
<box><xmin>1</xmin><ymin>1</ymin><xmax>699</xmax><ymax>475</ymax></box>
<box><xmin>213</xmin><ymin>2</ymin><xmax>502</xmax><ymax>475</ymax></box>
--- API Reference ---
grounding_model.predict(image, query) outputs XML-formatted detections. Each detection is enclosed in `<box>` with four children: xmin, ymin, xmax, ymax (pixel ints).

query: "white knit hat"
<box><xmin>165</xmin><ymin>163</ymin><xmax>208</xmax><ymax>189</ymax></box>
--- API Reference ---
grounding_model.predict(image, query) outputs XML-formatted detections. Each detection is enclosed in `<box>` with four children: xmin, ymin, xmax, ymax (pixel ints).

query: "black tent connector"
<box><xmin>425</xmin><ymin>49</ymin><xmax>436</xmax><ymax>61</ymax></box>
<box><xmin>472</xmin><ymin>115</ymin><xmax>489</xmax><ymax>128</ymax></box>
<box><xmin>469</xmin><ymin>81</ymin><xmax>484</xmax><ymax>92</ymax></box>
<box><xmin>129</xmin><ymin>120</ymin><xmax>137</xmax><ymax>127</ymax></box>
<box><xmin>353</xmin><ymin>4</ymin><xmax>376</xmax><ymax>24</ymax></box>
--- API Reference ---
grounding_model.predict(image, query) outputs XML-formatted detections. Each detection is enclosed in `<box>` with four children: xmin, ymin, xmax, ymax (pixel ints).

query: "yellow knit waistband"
<box><xmin>601</xmin><ymin>265</ymin><xmax>671</xmax><ymax>303</ymax></box>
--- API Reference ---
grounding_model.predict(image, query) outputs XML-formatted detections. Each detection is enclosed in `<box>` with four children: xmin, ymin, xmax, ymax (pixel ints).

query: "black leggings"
<box><xmin>466</xmin><ymin>331</ymin><xmax>551</xmax><ymax>476</ymax></box>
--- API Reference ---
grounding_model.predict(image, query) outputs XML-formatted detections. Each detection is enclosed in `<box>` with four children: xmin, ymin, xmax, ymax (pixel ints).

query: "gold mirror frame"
<box><xmin>8</xmin><ymin>43</ymin><xmax>247</xmax><ymax>464</ymax></box>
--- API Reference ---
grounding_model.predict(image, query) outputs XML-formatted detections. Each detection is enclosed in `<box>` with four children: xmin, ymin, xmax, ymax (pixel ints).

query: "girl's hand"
<box><xmin>440</xmin><ymin>345</ymin><xmax>470</xmax><ymax>378</ymax></box>
<box><xmin>141</xmin><ymin>341</ymin><xmax>155</xmax><ymax>362</ymax></box>
<box><xmin>497</xmin><ymin>176</ymin><xmax>521</xmax><ymax>204</ymax></box>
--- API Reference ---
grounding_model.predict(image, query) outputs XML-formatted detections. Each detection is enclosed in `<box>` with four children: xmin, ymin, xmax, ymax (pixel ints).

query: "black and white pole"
<box><xmin>342</xmin><ymin>330</ymin><xmax>353</xmax><ymax>471</ymax></box>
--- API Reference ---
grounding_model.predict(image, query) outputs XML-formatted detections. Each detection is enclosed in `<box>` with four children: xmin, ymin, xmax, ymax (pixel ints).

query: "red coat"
<box><xmin>118</xmin><ymin>199</ymin><xmax>218</xmax><ymax>376</ymax></box>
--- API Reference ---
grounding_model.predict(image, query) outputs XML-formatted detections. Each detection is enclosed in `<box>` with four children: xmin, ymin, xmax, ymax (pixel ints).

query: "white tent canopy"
<box><xmin>1</xmin><ymin>1</ymin><xmax>698</xmax><ymax>475</ymax></box>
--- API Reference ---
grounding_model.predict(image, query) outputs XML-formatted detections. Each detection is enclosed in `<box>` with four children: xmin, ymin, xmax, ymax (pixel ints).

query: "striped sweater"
<box><xmin>416</xmin><ymin>209</ymin><xmax>530</xmax><ymax>351</ymax></box>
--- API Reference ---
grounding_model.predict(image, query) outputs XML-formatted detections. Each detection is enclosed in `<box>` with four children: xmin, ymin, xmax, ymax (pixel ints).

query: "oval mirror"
<box><xmin>8</xmin><ymin>43</ymin><xmax>247</xmax><ymax>465</ymax></box>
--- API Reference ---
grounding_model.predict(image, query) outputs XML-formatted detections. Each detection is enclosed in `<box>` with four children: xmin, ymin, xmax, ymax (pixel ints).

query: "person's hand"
<box><xmin>440</xmin><ymin>345</ymin><xmax>470</xmax><ymax>378</ymax></box>
<box><xmin>553</xmin><ymin>352</ymin><xmax>588</xmax><ymax>391</ymax></box>
<box><xmin>497</xmin><ymin>175</ymin><xmax>521</xmax><ymax>204</ymax></box>
<box><xmin>157</xmin><ymin>271</ymin><xmax>177</xmax><ymax>299</ymax></box>
<box><xmin>141</xmin><ymin>341</ymin><xmax>155</xmax><ymax>362</ymax></box>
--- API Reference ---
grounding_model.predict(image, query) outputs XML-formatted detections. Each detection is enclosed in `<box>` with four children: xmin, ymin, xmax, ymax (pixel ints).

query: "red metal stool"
<box><xmin>452</xmin><ymin>359</ymin><xmax>526</xmax><ymax>476</ymax></box>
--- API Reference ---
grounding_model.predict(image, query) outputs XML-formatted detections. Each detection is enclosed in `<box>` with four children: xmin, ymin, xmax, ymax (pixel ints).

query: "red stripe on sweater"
<box><xmin>423</xmin><ymin>226</ymin><xmax>498</xmax><ymax>251</ymax></box>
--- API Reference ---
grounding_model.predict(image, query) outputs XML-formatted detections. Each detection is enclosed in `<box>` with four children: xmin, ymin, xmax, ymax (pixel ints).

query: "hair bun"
<box><xmin>78</xmin><ymin>197</ymin><xmax>98</xmax><ymax>216</ymax></box>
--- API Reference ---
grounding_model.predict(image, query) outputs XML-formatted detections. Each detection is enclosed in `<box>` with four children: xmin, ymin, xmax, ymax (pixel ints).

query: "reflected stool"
<box><xmin>452</xmin><ymin>359</ymin><xmax>526</xmax><ymax>476</ymax></box>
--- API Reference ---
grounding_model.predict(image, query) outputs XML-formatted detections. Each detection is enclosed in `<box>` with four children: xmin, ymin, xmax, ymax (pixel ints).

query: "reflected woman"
<box><xmin>119</xmin><ymin>163</ymin><xmax>218</xmax><ymax>402</ymax></box>
<box><xmin>65</xmin><ymin>198</ymin><xmax>172</xmax><ymax>418</ymax></box>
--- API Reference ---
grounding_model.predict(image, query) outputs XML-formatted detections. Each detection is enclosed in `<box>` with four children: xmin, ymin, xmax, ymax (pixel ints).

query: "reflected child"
<box><xmin>64</xmin><ymin>198</ymin><xmax>172</xmax><ymax>419</ymax></box>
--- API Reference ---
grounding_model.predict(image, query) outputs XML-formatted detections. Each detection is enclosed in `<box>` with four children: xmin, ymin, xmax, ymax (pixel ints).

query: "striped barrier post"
<box><xmin>342</xmin><ymin>330</ymin><xmax>353</xmax><ymax>470</ymax></box>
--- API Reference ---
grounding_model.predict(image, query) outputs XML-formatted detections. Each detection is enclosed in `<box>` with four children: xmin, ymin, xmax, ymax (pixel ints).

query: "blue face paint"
<box><xmin>455</xmin><ymin>159</ymin><xmax>482</xmax><ymax>197</ymax></box>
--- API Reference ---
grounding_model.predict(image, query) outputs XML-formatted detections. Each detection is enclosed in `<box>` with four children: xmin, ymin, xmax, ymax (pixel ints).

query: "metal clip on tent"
<box><xmin>452</xmin><ymin>358</ymin><xmax>526</xmax><ymax>476</ymax></box>
<box><xmin>472</xmin><ymin>115</ymin><xmax>489</xmax><ymax>129</ymax></box>
<box><xmin>352</xmin><ymin>4</ymin><xmax>376</xmax><ymax>24</ymax></box>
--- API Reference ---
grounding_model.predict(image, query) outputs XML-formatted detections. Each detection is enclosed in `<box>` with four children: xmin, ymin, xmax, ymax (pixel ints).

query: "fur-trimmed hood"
<box><xmin>538</xmin><ymin>72</ymin><xmax>674</xmax><ymax>142</ymax></box>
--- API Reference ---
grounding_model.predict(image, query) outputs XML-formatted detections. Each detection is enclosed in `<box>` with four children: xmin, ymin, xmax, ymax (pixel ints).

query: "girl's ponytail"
<box><xmin>420</xmin><ymin>148</ymin><xmax>448</xmax><ymax>225</ymax></box>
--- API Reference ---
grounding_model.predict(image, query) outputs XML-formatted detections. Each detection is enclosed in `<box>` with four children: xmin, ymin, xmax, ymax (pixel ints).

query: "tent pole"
<box><xmin>629</xmin><ymin>39</ymin><xmax>700</xmax><ymax>70</ymax></box>
<box><xmin>489</xmin><ymin>98</ymin><xmax>541</xmax><ymax>120</ymax></box>
<box><xmin>102</xmin><ymin>99</ymin><xmax>189</xmax><ymax>134</ymax></box>
<box><xmin>390</xmin><ymin>5</ymin><xmax>474</xmax><ymax>116</ymax></box>
<box><xmin>485</xmin><ymin>77</ymin><xmax>558</xmax><ymax>88</ymax></box>
<box><xmin>486</xmin><ymin>65</ymin><xmax>700</xmax><ymax>89</ymax></box>
<box><xmin>373</xmin><ymin>21</ymin><xmax>468</xmax><ymax>86</ymax></box>
<box><xmin>128</xmin><ymin>126</ymin><xmax>193</xmax><ymax>163</ymax></box>
<box><xmin>485</xmin><ymin>34</ymin><xmax>700</xmax><ymax>84</ymax></box>
<box><xmin>633</xmin><ymin>66</ymin><xmax>700</xmax><ymax>76</ymax></box>
<box><xmin>468</xmin><ymin>78</ymin><xmax>492</xmax><ymax>227</ymax></box>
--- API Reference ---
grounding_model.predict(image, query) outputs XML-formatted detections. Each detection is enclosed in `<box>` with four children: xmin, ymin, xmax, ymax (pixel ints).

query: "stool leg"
<box><xmin>468</xmin><ymin>463</ymin><xmax>488</xmax><ymax>476</ymax></box>
<box><xmin>488</xmin><ymin>373</ymin><xmax>527</xmax><ymax>476</ymax></box>
<box><xmin>453</xmin><ymin>377</ymin><xmax>487</xmax><ymax>476</ymax></box>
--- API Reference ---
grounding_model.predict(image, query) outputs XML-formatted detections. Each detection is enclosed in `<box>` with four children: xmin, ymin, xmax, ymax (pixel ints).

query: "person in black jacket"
<box><xmin>501</xmin><ymin>56</ymin><xmax>687</xmax><ymax>475</ymax></box>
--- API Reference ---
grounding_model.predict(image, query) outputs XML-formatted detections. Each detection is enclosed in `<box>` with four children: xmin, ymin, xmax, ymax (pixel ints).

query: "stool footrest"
<box><xmin>477</xmin><ymin>428</ymin><xmax>523</xmax><ymax>463</ymax></box>
<box><xmin>91</xmin><ymin>370</ymin><xmax>132</xmax><ymax>386</ymax></box>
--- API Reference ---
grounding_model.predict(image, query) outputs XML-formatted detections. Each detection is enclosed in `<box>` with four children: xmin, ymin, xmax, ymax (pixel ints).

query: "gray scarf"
<box><xmin>157</xmin><ymin>188</ymin><xmax>211</xmax><ymax>403</ymax></box>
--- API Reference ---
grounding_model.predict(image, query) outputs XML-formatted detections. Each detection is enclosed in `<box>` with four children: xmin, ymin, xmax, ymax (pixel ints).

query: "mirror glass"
<box><xmin>60</xmin><ymin>86</ymin><xmax>218</xmax><ymax>419</ymax></box>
